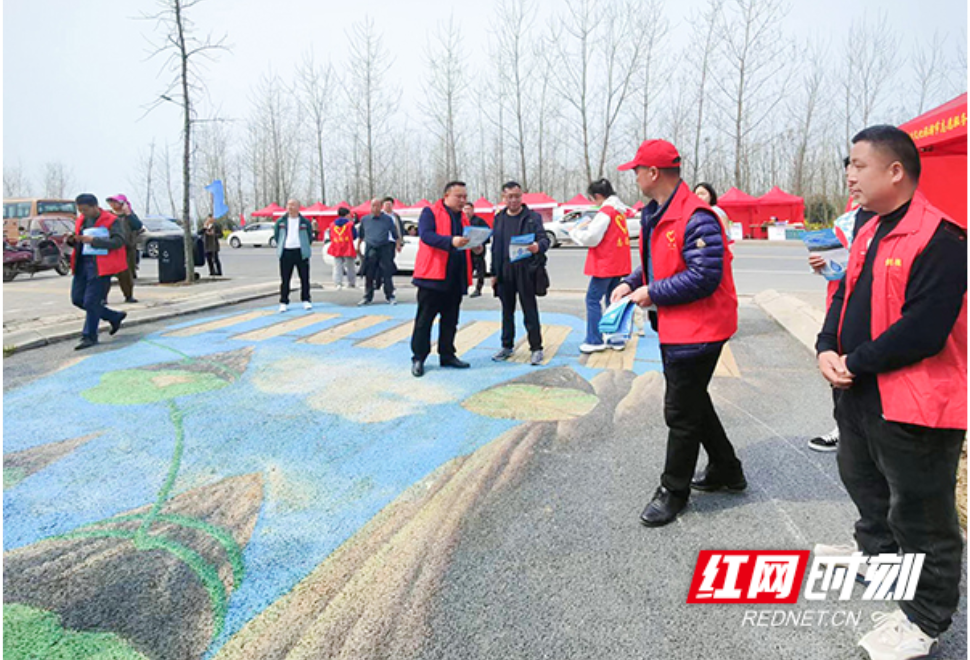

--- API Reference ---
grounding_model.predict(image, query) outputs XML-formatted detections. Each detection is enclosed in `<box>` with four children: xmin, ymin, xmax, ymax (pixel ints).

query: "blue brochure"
<box><xmin>510</xmin><ymin>232</ymin><xmax>535</xmax><ymax>262</ymax></box>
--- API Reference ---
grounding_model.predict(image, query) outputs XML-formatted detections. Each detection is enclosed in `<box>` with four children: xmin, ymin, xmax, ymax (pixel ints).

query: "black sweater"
<box><xmin>816</xmin><ymin>201</ymin><xmax>967</xmax><ymax>382</ymax></box>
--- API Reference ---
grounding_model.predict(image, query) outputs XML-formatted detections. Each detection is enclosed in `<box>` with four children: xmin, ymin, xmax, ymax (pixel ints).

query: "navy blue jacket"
<box><xmin>622</xmin><ymin>182</ymin><xmax>727</xmax><ymax>359</ymax></box>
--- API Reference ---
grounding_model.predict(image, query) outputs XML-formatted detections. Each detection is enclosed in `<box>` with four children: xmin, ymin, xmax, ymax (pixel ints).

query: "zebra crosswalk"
<box><xmin>156</xmin><ymin>306</ymin><xmax>731</xmax><ymax>375</ymax></box>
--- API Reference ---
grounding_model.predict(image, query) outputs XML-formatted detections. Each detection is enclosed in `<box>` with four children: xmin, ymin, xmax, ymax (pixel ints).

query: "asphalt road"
<box><xmin>3</xmin><ymin>293</ymin><xmax>965</xmax><ymax>660</ymax></box>
<box><xmin>2</xmin><ymin>241</ymin><xmax>822</xmax><ymax>327</ymax></box>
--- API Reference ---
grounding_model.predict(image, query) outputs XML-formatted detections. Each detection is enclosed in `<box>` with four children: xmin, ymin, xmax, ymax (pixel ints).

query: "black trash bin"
<box><xmin>158</xmin><ymin>237</ymin><xmax>187</xmax><ymax>283</ymax></box>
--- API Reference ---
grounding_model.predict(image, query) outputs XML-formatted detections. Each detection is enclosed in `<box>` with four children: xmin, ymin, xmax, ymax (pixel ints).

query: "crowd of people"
<box><xmin>63</xmin><ymin>124</ymin><xmax>965</xmax><ymax>660</ymax></box>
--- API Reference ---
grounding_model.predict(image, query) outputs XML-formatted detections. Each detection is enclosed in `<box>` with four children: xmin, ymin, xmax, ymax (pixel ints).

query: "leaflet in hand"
<box><xmin>599</xmin><ymin>296</ymin><xmax>636</xmax><ymax>341</ymax></box>
<box><xmin>82</xmin><ymin>226</ymin><xmax>109</xmax><ymax>256</ymax></box>
<box><xmin>510</xmin><ymin>232</ymin><xmax>535</xmax><ymax>262</ymax></box>
<box><xmin>802</xmin><ymin>228</ymin><xmax>848</xmax><ymax>281</ymax></box>
<box><xmin>459</xmin><ymin>225</ymin><xmax>492</xmax><ymax>250</ymax></box>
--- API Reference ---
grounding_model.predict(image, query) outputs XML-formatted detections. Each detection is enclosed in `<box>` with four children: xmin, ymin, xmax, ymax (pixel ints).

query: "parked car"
<box><xmin>544</xmin><ymin>208</ymin><xmax>640</xmax><ymax>248</ymax></box>
<box><xmin>137</xmin><ymin>215</ymin><xmax>185</xmax><ymax>258</ymax></box>
<box><xmin>321</xmin><ymin>219</ymin><xmax>491</xmax><ymax>273</ymax></box>
<box><xmin>227</xmin><ymin>222</ymin><xmax>277</xmax><ymax>248</ymax></box>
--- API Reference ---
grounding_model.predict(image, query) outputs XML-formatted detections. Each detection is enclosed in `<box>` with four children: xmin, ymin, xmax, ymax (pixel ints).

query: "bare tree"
<box><xmin>713</xmin><ymin>0</ymin><xmax>792</xmax><ymax>189</ymax></box>
<box><xmin>912</xmin><ymin>31</ymin><xmax>949</xmax><ymax>115</ymax></box>
<box><xmin>687</xmin><ymin>0</ymin><xmax>723</xmax><ymax>183</ymax></box>
<box><xmin>41</xmin><ymin>162</ymin><xmax>75</xmax><ymax>198</ymax></box>
<box><xmin>493</xmin><ymin>0</ymin><xmax>536</xmax><ymax>189</ymax></box>
<box><xmin>297</xmin><ymin>51</ymin><xmax>337</xmax><ymax>203</ymax></box>
<box><xmin>846</xmin><ymin>11</ymin><xmax>898</xmax><ymax>127</ymax></box>
<box><xmin>345</xmin><ymin>17</ymin><xmax>398</xmax><ymax>200</ymax></box>
<box><xmin>422</xmin><ymin>15</ymin><xmax>469</xmax><ymax>187</ymax></box>
<box><xmin>634</xmin><ymin>0</ymin><xmax>671</xmax><ymax>143</ymax></box>
<box><xmin>3</xmin><ymin>164</ymin><xmax>32</xmax><ymax>198</ymax></box>
<box><xmin>143</xmin><ymin>0</ymin><xmax>227</xmax><ymax>281</ymax></box>
<box><xmin>789</xmin><ymin>36</ymin><xmax>827</xmax><ymax>196</ymax></box>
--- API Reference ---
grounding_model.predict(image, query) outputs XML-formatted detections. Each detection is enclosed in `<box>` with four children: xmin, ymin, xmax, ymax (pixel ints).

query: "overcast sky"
<box><xmin>4</xmin><ymin>0</ymin><xmax>967</xmax><ymax>206</ymax></box>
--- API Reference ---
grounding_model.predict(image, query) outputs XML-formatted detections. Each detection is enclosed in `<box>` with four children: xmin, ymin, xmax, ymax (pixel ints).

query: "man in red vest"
<box><xmin>65</xmin><ymin>194</ymin><xmax>129</xmax><ymax>350</ymax></box>
<box><xmin>611</xmin><ymin>139</ymin><xmax>744</xmax><ymax>527</ymax></box>
<box><xmin>815</xmin><ymin>125</ymin><xmax>966</xmax><ymax>660</ymax></box>
<box><xmin>409</xmin><ymin>181</ymin><xmax>482</xmax><ymax>377</ymax></box>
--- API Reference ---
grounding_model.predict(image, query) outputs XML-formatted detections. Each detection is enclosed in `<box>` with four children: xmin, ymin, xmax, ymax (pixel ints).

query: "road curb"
<box><xmin>752</xmin><ymin>289</ymin><xmax>825</xmax><ymax>354</ymax></box>
<box><xmin>3</xmin><ymin>283</ymin><xmax>280</xmax><ymax>354</ymax></box>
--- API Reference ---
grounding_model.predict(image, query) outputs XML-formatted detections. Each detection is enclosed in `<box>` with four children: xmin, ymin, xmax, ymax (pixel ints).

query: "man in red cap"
<box><xmin>611</xmin><ymin>139</ymin><xmax>744</xmax><ymax>527</ymax></box>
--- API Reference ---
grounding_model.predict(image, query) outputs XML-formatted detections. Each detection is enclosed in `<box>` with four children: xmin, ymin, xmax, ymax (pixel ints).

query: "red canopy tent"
<box><xmin>899</xmin><ymin>92</ymin><xmax>967</xmax><ymax>228</ymax></box>
<box><xmin>472</xmin><ymin>197</ymin><xmax>495</xmax><ymax>226</ymax></box>
<box><xmin>758</xmin><ymin>187</ymin><xmax>805</xmax><ymax>225</ymax></box>
<box><xmin>560</xmin><ymin>194</ymin><xmax>593</xmax><ymax>212</ymax></box>
<box><xmin>517</xmin><ymin>192</ymin><xmax>560</xmax><ymax>223</ymax></box>
<box><xmin>251</xmin><ymin>203</ymin><xmax>284</xmax><ymax>218</ymax></box>
<box><xmin>302</xmin><ymin>202</ymin><xmax>330</xmax><ymax>216</ymax></box>
<box><xmin>718</xmin><ymin>188</ymin><xmax>760</xmax><ymax>238</ymax></box>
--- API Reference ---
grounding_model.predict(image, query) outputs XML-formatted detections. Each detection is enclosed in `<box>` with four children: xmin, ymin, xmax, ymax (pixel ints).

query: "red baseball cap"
<box><xmin>617</xmin><ymin>140</ymin><xmax>682</xmax><ymax>170</ymax></box>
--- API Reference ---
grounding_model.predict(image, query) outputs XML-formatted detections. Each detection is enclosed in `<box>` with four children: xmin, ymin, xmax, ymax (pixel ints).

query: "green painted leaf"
<box><xmin>462</xmin><ymin>384</ymin><xmax>599</xmax><ymax>421</ymax></box>
<box><xmin>82</xmin><ymin>369</ymin><xmax>229</xmax><ymax>405</ymax></box>
<box><xmin>3</xmin><ymin>603</ymin><xmax>148</xmax><ymax>660</ymax></box>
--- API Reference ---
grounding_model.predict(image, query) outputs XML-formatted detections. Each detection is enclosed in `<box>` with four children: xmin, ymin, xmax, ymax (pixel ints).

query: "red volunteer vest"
<box><xmin>646</xmin><ymin>183</ymin><xmax>738</xmax><ymax>344</ymax></box>
<box><xmin>837</xmin><ymin>192</ymin><xmax>967</xmax><ymax>429</ymax></box>
<box><xmin>585</xmin><ymin>205</ymin><xmax>633</xmax><ymax>278</ymax></box>
<box><xmin>71</xmin><ymin>210</ymin><xmax>128</xmax><ymax>276</ymax></box>
<box><xmin>413</xmin><ymin>200</ymin><xmax>473</xmax><ymax>285</ymax></box>
<box><xmin>327</xmin><ymin>222</ymin><xmax>356</xmax><ymax>257</ymax></box>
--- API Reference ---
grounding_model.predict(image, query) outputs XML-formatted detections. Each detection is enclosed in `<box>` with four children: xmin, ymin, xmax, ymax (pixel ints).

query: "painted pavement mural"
<box><xmin>1</xmin><ymin>301</ymin><xmax>722</xmax><ymax>659</ymax></box>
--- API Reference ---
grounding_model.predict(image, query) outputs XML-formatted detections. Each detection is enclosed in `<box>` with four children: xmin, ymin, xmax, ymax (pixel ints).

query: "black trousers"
<box><xmin>836</xmin><ymin>383</ymin><xmax>964</xmax><ymax>638</ymax></box>
<box><xmin>498</xmin><ymin>266</ymin><xmax>542</xmax><ymax>351</ymax></box>
<box><xmin>411</xmin><ymin>286</ymin><xmax>462</xmax><ymax>361</ymax></box>
<box><xmin>206</xmin><ymin>251</ymin><xmax>222</xmax><ymax>276</ymax></box>
<box><xmin>364</xmin><ymin>243</ymin><xmax>396</xmax><ymax>301</ymax></box>
<box><xmin>660</xmin><ymin>345</ymin><xmax>742</xmax><ymax>496</ymax></box>
<box><xmin>471</xmin><ymin>252</ymin><xmax>487</xmax><ymax>291</ymax></box>
<box><xmin>279</xmin><ymin>248</ymin><xmax>310</xmax><ymax>304</ymax></box>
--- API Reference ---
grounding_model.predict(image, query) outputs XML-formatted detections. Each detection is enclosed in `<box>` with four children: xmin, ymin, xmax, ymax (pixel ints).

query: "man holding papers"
<box><xmin>65</xmin><ymin>194</ymin><xmax>129</xmax><ymax>350</ymax></box>
<box><xmin>410</xmin><ymin>181</ymin><xmax>484</xmax><ymax>378</ymax></box>
<box><xmin>490</xmin><ymin>181</ymin><xmax>550</xmax><ymax>367</ymax></box>
<box><xmin>612</xmin><ymin>140</ymin><xmax>744</xmax><ymax>527</ymax></box>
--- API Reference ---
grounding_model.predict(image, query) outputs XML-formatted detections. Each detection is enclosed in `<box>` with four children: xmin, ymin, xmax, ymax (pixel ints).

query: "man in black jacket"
<box><xmin>490</xmin><ymin>181</ymin><xmax>550</xmax><ymax>366</ymax></box>
<box><xmin>463</xmin><ymin>201</ymin><xmax>490</xmax><ymax>297</ymax></box>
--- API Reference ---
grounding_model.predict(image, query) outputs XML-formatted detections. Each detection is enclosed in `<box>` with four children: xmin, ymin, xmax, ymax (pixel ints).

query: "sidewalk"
<box><xmin>2</xmin><ymin>277</ymin><xmax>283</xmax><ymax>353</ymax></box>
<box><xmin>752</xmin><ymin>288</ymin><xmax>826</xmax><ymax>353</ymax></box>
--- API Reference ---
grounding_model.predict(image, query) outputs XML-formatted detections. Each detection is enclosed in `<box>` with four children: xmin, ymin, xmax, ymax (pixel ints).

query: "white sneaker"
<box><xmin>303</xmin><ymin>301</ymin><xmax>313</xmax><ymax>310</ymax></box>
<box><xmin>808</xmin><ymin>427</ymin><xmax>840</xmax><ymax>452</ymax></box>
<box><xmin>336</xmin><ymin>283</ymin><xmax>343</xmax><ymax>290</ymax></box>
<box><xmin>608</xmin><ymin>342</ymin><xmax>626</xmax><ymax>351</ymax></box>
<box><xmin>858</xmin><ymin>609</ymin><xmax>937</xmax><ymax>660</ymax></box>
<box><xmin>580</xmin><ymin>343</ymin><xmax>608</xmax><ymax>354</ymax></box>
<box><xmin>278</xmin><ymin>304</ymin><xmax>288</xmax><ymax>313</ymax></box>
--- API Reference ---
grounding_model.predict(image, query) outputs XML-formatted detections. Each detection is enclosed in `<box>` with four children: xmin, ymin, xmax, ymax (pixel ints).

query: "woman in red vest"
<box><xmin>612</xmin><ymin>140</ymin><xmax>744</xmax><ymax>528</ymax></box>
<box><xmin>815</xmin><ymin>126</ymin><xmax>966</xmax><ymax>660</ymax></box>
<box><xmin>327</xmin><ymin>207</ymin><xmax>358</xmax><ymax>289</ymax></box>
<box><xmin>568</xmin><ymin>178</ymin><xmax>633</xmax><ymax>353</ymax></box>
<box><xmin>65</xmin><ymin>194</ymin><xmax>129</xmax><ymax>350</ymax></box>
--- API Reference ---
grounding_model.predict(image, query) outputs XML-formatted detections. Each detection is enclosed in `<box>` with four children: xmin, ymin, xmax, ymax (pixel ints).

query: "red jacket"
<box><xmin>71</xmin><ymin>211</ymin><xmax>128</xmax><ymax>276</ymax></box>
<box><xmin>838</xmin><ymin>192</ymin><xmax>967</xmax><ymax>429</ymax></box>
<box><xmin>413</xmin><ymin>200</ymin><xmax>473</xmax><ymax>285</ymax></box>
<box><xmin>647</xmin><ymin>184</ymin><xmax>738</xmax><ymax>344</ymax></box>
<box><xmin>585</xmin><ymin>205</ymin><xmax>633</xmax><ymax>278</ymax></box>
<box><xmin>327</xmin><ymin>221</ymin><xmax>357</xmax><ymax>257</ymax></box>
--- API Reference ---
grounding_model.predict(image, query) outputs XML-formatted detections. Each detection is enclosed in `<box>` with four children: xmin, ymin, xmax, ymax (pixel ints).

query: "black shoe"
<box><xmin>690</xmin><ymin>465</ymin><xmax>747</xmax><ymax>492</ymax></box>
<box><xmin>124</xmin><ymin>297</ymin><xmax>138</xmax><ymax>304</ymax></box>
<box><xmin>75</xmin><ymin>336</ymin><xmax>98</xmax><ymax>351</ymax></box>
<box><xmin>469</xmin><ymin>289</ymin><xmax>482</xmax><ymax>298</ymax></box>
<box><xmin>411</xmin><ymin>359</ymin><xmax>425</xmax><ymax>378</ymax></box>
<box><xmin>440</xmin><ymin>356</ymin><xmax>470</xmax><ymax>369</ymax></box>
<box><xmin>109</xmin><ymin>311</ymin><xmax>127</xmax><ymax>336</ymax></box>
<box><xmin>639</xmin><ymin>487</ymin><xmax>689</xmax><ymax>527</ymax></box>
